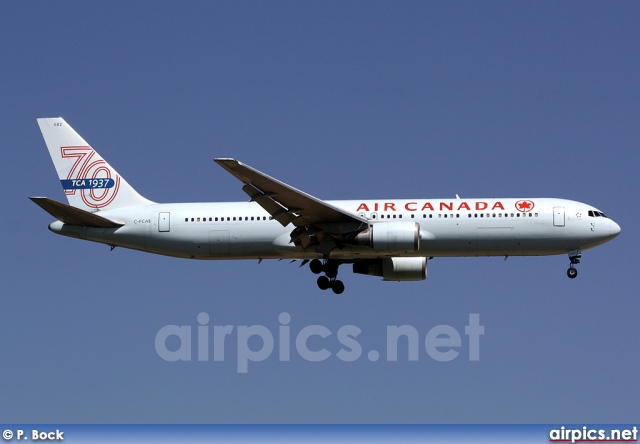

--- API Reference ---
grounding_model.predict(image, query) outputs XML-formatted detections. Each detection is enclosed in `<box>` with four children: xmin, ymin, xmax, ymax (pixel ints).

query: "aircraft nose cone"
<box><xmin>610</xmin><ymin>220</ymin><xmax>621</xmax><ymax>238</ymax></box>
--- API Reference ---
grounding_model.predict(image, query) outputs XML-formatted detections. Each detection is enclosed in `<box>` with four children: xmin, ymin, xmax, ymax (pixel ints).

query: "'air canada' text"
<box><xmin>355</xmin><ymin>201</ymin><xmax>506</xmax><ymax>212</ymax></box>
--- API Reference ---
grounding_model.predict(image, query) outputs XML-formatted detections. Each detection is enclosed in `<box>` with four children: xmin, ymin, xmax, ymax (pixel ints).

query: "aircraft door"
<box><xmin>553</xmin><ymin>207</ymin><xmax>565</xmax><ymax>227</ymax></box>
<box><xmin>158</xmin><ymin>212</ymin><xmax>170</xmax><ymax>232</ymax></box>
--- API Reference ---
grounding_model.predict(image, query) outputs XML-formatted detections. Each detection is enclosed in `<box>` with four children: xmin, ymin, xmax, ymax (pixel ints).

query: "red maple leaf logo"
<box><xmin>515</xmin><ymin>200</ymin><xmax>534</xmax><ymax>212</ymax></box>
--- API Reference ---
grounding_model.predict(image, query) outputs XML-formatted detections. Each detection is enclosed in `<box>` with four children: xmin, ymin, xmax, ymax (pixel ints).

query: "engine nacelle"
<box><xmin>352</xmin><ymin>222</ymin><xmax>420</xmax><ymax>252</ymax></box>
<box><xmin>353</xmin><ymin>257</ymin><xmax>427</xmax><ymax>281</ymax></box>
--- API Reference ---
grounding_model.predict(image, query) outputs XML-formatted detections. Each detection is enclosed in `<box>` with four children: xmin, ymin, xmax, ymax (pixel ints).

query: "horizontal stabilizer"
<box><xmin>29</xmin><ymin>197</ymin><xmax>124</xmax><ymax>228</ymax></box>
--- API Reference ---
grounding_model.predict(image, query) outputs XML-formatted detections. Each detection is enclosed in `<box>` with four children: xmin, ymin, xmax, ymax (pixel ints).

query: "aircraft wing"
<box><xmin>214</xmin><ymin>158</ymin><xmax>368</xmax><ymax>230</ymax></box>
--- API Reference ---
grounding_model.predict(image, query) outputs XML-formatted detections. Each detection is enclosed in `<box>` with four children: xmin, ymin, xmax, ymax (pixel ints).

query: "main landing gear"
<box><xmin>567</xmin><ymin>249</ymin><xmax>581</xmax><ymax>279</ymax></box>
<box><xmin>310</xmin><ymin>259</ymin><xmax>345</xmax><ymax>294</ymax></box>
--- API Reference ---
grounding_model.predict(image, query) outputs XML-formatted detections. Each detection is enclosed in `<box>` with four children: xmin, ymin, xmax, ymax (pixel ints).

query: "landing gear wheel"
<box><xmin>310</xmin><ymin>259</ymin><xmax>323</xmax><ymax>274</ymax></box>
<box><xmin>317</xmin><ymin>276</ymin><xmax>331</xmax><ymax>290</ymax></box>
<box><xmin>566</xmin><ymin>249</ymin><xmax>581</xmax><ymax>280</ymax></box>
<box><xmin>331</xmin><ymin>280</ymin><xmax>345</xmax><ymax>295</ymax></box>
<box><xmin>324</xmin><ymin>263</ymin><xmax>339</xmax><ymax>279</ymax></box>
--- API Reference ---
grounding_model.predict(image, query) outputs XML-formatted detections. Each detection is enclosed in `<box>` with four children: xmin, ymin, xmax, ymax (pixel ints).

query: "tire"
<box><xmin>317</xmin><ymin>276</ymin><xmax>331</xmax><ymax>290</ymax></box>
<box><xmin>331</xmin><ymin>280</ymin><xmax>345</xmax><ymax>294</ymax></box>
<box><xmin>567</xmin><ymin>268</ymin><xmax>578</xmax><ymax>279</ymax></box>
<box><xmin>310</xmin><ymin>259</ymin><xmax>323</xmax><ymax>274</ymax></box>
<box><xmin>324</xmin><ymin>263</ymin><xmax>339</xmax><ymax>279</ymax></box>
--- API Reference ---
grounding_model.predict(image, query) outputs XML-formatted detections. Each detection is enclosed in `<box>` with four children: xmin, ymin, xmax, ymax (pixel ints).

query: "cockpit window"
<box><xmin>588</xmin><ymin>210</ymin><xmax>608</xmax><ymax>218</ymax></box>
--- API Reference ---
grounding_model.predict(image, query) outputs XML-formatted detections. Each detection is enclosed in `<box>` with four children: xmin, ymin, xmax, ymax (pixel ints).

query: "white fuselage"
<box><xmin>48</xmin><ymin>197</ymin><xmax>621</xmax><ymax>261</ymax></box>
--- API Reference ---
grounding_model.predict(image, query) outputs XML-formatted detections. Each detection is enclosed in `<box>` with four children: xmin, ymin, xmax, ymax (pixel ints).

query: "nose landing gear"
<box><xmin>567</xmin><ymin>249</ymin><xmax>581</xmax><ymax>279</ymax></box>
<box><xmin>310</xmin><ymin>259</ymin><xmax>345</xmax><ymax>294</ymax></box>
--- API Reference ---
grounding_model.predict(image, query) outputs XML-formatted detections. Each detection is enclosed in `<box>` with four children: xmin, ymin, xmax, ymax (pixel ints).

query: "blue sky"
<box><xmin>1</xmin><ymin>1</ymin><xmax>638</xmax><ymax>423</ymax></box>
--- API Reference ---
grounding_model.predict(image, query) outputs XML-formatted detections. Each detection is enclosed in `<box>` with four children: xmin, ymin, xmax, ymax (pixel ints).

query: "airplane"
<box><xmin>30</xmin><ymin>117</ymin><xmax>621</xmax><ymax>294</ymax></box>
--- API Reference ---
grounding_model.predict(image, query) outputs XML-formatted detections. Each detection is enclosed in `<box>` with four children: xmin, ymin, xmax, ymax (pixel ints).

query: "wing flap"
<box><xmin>241</xmin><ymin>183</ymin><xmax>296</xmax><ymax>226</ymax></box>
<box><xmin>215</xmin><ymin>158</ymin><xmax>368</xmax><ymax>229</ymax></box>
<box><xmin>30</xmin><ymin>197</ymin><xmax>124</xmax><ymax>228</ymax></box>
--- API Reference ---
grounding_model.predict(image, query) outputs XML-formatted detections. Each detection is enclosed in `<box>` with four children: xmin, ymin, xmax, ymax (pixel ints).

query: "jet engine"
<box><xmin>353</xmin><ymin>257</ymin><xmax>427</xmax><ymax>281</ymax></box>
<box><xmin>350</xmin><ymin>222</ymin><xmax>420</xmax><ymax>252</ymax></box>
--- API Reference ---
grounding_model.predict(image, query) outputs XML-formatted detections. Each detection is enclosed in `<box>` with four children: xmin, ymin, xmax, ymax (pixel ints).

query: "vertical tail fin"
<box><xmin>37</xmin><ymin>117</ymin><xmax>154</xmax><ymax>211</ymax></box>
